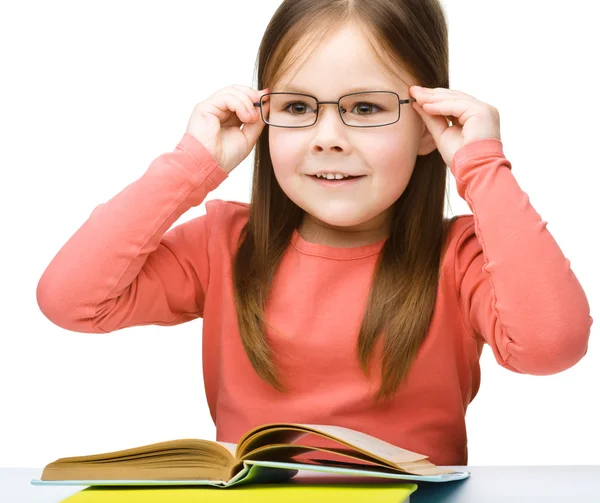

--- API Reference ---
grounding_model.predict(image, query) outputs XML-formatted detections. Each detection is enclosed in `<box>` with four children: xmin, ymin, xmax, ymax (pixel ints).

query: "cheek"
<box><xmin>367</xmin><ymin>131</ymin><xmax>418</xmax><ymax>172</ymax></box>
<box><xmin>365</xmin><ymin>136</ymin><xmax>419</xmax><ymax>196</ymax></box>
<box><xmin>268</xmin><ymin>132</ymin><xmax>303</xmax><ymax>173</ymax></box>
<box><xmin>372</xmin><ymin>156</ymin><xmax>415</xmax><ymax>198</ymax></box>
<box><xmin>268</xmin><ymin>128</ymin><xmax>420</xmax><ymax>188</ymax></box>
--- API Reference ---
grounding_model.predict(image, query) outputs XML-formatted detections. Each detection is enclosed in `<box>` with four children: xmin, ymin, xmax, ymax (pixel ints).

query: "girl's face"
<box><xmin>268</xmin><ymin>23</ymin><xmax>435</xmax><ymax>246</ymax></box>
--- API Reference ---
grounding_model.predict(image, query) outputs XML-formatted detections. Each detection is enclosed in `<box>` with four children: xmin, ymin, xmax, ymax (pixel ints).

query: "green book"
<box><xmin>31</xmin><ymin>423</ymin><xmax>470</xmax><ymax>488</ymax></box>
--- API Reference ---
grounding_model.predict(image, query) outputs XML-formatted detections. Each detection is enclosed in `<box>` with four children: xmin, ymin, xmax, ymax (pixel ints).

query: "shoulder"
<box><xmin>447</xmin><ymin>214</ymin><xmax>476</xmax><ymax>244</ymax></box>
<box><xmin>204</xmin><ymin>199</ymin><xmax>250</xmax><ymax>246</ymax></box>
<box><xmin>441</xmin><ymin>214</ymin><xmax>479</xmax><ymax>268</ymax></box>
<box><xmin>443</xmin><ymin>214</ymin><xmax>483</xmax><ymax>284</ymax></box>
<box><xmin>205</xmin><ymin>198</ymin><xmax>249</xmax><ymax>221</ymax></box>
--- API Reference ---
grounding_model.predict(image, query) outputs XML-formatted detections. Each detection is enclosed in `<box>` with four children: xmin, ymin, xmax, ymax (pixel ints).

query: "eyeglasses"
<box><xmin>252</xmin><ymin>91</ymin><xmax>416</xmax><ymax>128</ymax></box>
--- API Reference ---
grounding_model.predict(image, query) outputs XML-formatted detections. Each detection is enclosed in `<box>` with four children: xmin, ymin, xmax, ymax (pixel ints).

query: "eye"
<box><xmin>350</xmin><ymin>102</ymin><xmax>383</xmax><ymax>115</ymax></box>
<box><xmin>283</xmin><ymin>101</ymin><xmax>313</xmax><ymax>115</ymax></box>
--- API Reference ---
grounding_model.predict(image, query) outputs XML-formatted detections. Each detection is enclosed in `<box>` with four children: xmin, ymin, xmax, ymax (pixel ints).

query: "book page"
<box><xmin>48</xmin><ymin>439</ymin><xmax>222</xmax><ymax>463</ymax></box>
<box><xmin>215</xmin><ymin>441</ymin><xmax>237</xmax><ymax>458</ymax></box>
<box><xmin>296</xmin><ymin>424</ymin><xmax>427</xmax><ymax>464</ymax></box>
<box><xmin>237</xmin><ymin>426</ymin><xmax>307</xmax><ymax>458</ymax></box>
<box><xmin>40</xmin><ymin>438</ymin><xmax>239</xmax><ymax>481</ymax></box>
<box><xmin>241</xmin><ymin>443</ymin><xmax>395</xmax><ymax>469</ymax></box>
<box><xmin>237</xmin><ymin>424</ymin><xmax>426</xmax><ymax>465</ymax></box>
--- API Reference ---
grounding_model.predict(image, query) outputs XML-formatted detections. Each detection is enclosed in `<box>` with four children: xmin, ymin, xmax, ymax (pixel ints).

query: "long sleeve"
<box><xmin>452</xmin><ymin>138</ymin><xmax>592</xmax><ymax>375</ymax></box>
<box><xmin>36</xmin><ymin>132</ymin><xmax>228</xmax><ymax>333</ymax></box>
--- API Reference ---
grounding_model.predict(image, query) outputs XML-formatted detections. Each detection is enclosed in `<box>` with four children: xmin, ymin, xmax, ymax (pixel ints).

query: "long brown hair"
<box><xmin>232</xmin><ymin>0</ymin><xmax>453</xmax><ymax>402</ymax></box>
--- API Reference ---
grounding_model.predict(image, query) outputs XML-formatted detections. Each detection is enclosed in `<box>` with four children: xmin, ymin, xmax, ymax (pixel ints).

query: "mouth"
<box><xmin>307</xmin><ymin>174</ymin><xmax>367</xmax><ymax>187</ymax></box>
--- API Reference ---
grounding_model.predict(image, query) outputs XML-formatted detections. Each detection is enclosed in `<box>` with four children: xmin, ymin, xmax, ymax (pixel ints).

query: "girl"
<box><xmin>36</xmin><ymin>0</ymin><xmax>592</xmax><ymax>467</ymax></box>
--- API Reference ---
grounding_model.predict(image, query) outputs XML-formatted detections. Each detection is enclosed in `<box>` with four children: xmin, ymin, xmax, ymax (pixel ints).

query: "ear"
<box><xmin>416</xmin><ymin>123</ymin><xmax>437</xmax><ymax>156</ymax></box>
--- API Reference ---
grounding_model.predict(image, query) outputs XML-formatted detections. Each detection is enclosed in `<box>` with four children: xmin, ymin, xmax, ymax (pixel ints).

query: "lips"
<box><xmin>310</xmin><ymin>175</ymin><xmax>365</xmax><ymax>179</ymax></box>
<box><xmin>308</xmin><ymin>174</ymin><xmax>367</xmax><ymax>187</ymax></box>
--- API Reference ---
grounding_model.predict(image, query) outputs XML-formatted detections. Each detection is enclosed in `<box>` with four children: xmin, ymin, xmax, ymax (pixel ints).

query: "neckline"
<box><xmin>290</xmin><ymin>228</ymin><xmax>387</xmax><ymax>259</ymax></box>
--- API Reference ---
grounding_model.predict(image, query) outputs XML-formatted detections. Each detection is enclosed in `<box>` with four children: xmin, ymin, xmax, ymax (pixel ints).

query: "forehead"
<box><xmin>274</xmin><ymin>22</ymin><xmax>410</xmax><ymax>95</ymax></box>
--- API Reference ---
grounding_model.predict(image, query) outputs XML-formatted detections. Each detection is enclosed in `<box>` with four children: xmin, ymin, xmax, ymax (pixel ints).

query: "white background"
<box><xmin>1</xmin><ymin>0</ymin><xmax>598</xmax><ymax>468</ymax></box>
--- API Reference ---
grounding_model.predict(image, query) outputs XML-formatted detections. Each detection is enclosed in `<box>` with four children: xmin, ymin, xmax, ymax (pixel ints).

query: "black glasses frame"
<box><xmin>252</xmin><ymin>90</ymin><xmax>416</xmax><ymax>128</ymax></box>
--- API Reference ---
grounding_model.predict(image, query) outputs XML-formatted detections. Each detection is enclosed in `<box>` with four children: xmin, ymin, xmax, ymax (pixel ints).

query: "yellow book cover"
<box><xmin>59</xmin><ymin>483</ymin><xmax>419</xmax><ymax>503</ymax></box>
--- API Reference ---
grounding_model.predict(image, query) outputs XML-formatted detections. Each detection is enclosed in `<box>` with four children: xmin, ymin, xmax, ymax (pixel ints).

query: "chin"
<box><xmin>305</xmin><ymin>206</ymin><xmax>378</xmax><ymax>228</ymax></box>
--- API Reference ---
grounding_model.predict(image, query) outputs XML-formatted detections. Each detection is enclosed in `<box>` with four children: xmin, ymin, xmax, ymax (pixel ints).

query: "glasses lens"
<box><xmin>339</xmin><ymin>92</ymin><xmax>400</xmax><ymax>127</ymax></box>
<box><xmin>262</xmin><ymin>93</ymin><xmax>318</xmax><ymax>127</ymax></box>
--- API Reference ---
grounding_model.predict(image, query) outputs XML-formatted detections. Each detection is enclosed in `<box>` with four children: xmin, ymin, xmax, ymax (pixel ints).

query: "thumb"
<box><xmin>240</xmin><ymin>114</ymin><xmax>266</xmax><ymax>146</ymax></box>
<box><xmin>413</xmin><ymin>101</ymin><xmax>447</xmax><ymax>144</ymax></box>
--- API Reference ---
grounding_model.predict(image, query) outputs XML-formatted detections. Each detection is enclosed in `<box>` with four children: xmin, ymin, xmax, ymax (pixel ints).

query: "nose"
<box><xmin>315</xmin><ymin>102</ymin><xmax>344</xmax><ymax>127</ymax></box>
<box><xmin>311</xmin><ymin>102</ymin><xmax>349</xmax><ymax>153</ymax></box>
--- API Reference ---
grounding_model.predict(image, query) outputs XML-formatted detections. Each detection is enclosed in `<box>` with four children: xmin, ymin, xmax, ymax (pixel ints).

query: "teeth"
<box><xmin>316</xmin><ymin>173</ymin><xmax>351</xmax><ymax>179</ymax></box>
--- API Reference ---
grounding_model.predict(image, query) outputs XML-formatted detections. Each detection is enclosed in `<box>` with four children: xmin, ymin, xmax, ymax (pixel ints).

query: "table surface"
<box><xmin>3</xmin><ymin>466</ymin><xmax>600</xmax><ymax>502</ymax></box>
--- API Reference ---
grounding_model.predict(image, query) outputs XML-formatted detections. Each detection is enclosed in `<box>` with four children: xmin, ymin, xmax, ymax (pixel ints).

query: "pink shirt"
<box><xmin>37</xmin><ymin>132</ymin><xmax>592</xmax><ymax>466</ymax></box>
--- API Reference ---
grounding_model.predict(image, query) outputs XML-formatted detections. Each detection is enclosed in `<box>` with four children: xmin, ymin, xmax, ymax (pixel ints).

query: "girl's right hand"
<box><xmin>185</xmin><ymin>85</ymin><xmax>270</xmax><ymax>174</ymax></box>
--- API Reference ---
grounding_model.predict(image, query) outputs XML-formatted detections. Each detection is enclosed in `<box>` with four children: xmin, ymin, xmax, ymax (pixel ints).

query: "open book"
<box><xmin>31</xmin><ymin>423</ymin><xmax>470</xmax><ymax>488</ymax></box>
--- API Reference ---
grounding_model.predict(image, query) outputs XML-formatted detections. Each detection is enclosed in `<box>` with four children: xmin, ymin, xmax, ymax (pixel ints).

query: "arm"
<box><xmin>36</xmin><ymin>133</ymin><xmax>228</xmax><ymax>333</ymax></box>
<box><xmin>453</xmin><ymin>139</ymin><xmax>592</xmax><ymax>374</ymax></box>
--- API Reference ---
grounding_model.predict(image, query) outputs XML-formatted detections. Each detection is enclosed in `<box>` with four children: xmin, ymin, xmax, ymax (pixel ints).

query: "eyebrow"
<box><xmin>279</xmin><ymin>85</ymin><xmax>398</xmax><ymax>95</ymax></box>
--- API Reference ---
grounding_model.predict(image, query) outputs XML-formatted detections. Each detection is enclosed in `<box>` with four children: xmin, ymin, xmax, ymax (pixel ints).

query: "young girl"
<box><xmin>36</xmin><ymin>0</ymin><xmax>592</xmax><ymax>467</ymax></box>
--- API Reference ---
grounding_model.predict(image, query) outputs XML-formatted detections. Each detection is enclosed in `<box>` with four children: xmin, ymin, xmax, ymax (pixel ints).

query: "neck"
<box><xmin>298</xmin><ymin>211</ymin><xmax>391</xmax><ymax>248</ymax></box>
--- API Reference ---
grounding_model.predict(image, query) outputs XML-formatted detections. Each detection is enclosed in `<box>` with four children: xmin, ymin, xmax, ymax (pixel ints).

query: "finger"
<box><xmin>421</xmin><ymin>99</ymin><xmax>473</xmax><ymax>125</ymax></box>
<box><xmin>221</xmin><ymin>89</ymin><xmax>257</xmax><ymax>123</ymax></box>
<box><xmin>210</xmin><ymin>91</ymin><xmax>252</xmax><ymax>124</ymax></box>
<box><xmin>413</xmin><ymin>87</ymin><xmax>478</xmax><ymax>105</ymax></box>
<box><xmin>230</xmin><ymin>84</ymin><xmax>269</xmax><ymax>107</ymax></box>
<box><xmin>240</xmin><ymin>106</ymin><xmax>267</xmax><ymax>144</ymax></box>
<box><xmin>413</xmin><ymin>86</ymin><xmax>464</xmax><ymax>95</ymax></box>
<box><xmin>253</xmin><ymin>88</ymin><xmax>271</xmax><ymax>120</ymax></box>
<box><xmin>227</xmin><ymin>86</ymin><xmax>261</xmax><ymax>119</ymax></box>
<box><xmin>229</xmin><ymin>85</ymin><xmax>269</xmax><ymax>121</ymax></box>
<box><xmin>433</xmin><ymin>88</ymin><xmax>478</xmax><ymax>100</ymax></box>
<box><xmin>231</xmin><ymin>85</ymin><xmax>271</xmax><ymax>123</ymax></box>
<box><xmin>412</xmin><ymin>102</ymin><xmax>458</xmax><ymax>127</ymax></box>
<box><xmin>413</xmin><ymin>101</ymin><xmax>452</xmax><ymax>140</ymax></box>
<box><xmin>412</xmin><ymin>91</ymin><xmax>460</xmax><ymax>105</ymax></box>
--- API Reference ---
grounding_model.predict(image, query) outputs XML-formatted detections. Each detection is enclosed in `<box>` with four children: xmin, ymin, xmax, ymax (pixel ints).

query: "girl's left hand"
<box><xmin>410</xmin><ymin>86</ymin><xmax>502</xmax><ymax>167</ymax></box>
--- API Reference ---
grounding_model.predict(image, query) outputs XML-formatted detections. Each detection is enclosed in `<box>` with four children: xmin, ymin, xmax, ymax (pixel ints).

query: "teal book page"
<box><xmin>242</xmin><ymin>460</ymin><xmax>471</xmax><ymax>483</ymax></box>
<box><xmin>31</xmin><ymin>460</ymin><xmax>469</xmax><ymax>487</ymax></box>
